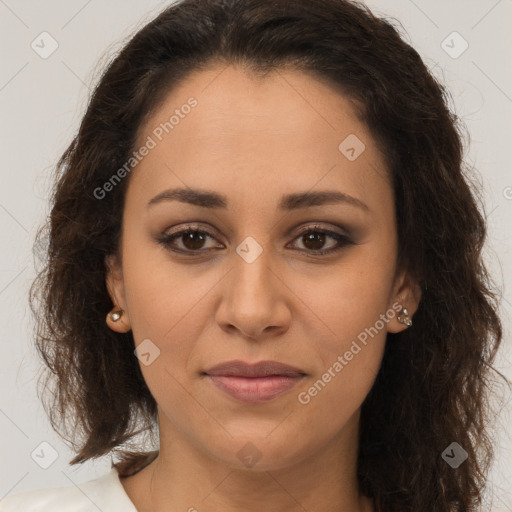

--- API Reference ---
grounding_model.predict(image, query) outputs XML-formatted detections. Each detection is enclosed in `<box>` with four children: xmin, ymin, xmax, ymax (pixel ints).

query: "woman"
<box><xmin>1</xmin><ymin>0</ymin><xmax>503</xmax><ymax>510</ymax></box>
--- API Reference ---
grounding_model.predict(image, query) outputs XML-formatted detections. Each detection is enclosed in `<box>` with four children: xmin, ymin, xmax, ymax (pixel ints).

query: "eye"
<box><xmin>287</xmin><ymin>224</ymin><xmax>355</xmax><ymax>256</ymax></box>
<box><xmin>156</xmin><ymin>225</ymin><xmax>223</xmax><ymax>254</ymax></box>
<box><xmin>156</xmin><ymin>223</ymin><xmax>355</xmax><ymax>256</ymax></box>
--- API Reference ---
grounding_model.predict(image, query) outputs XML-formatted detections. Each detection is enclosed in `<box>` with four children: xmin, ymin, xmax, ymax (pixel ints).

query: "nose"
<box><xmin>215</xmin><ymin>245</ymin><xmax>292</xmax><ymax>341</ymax></box>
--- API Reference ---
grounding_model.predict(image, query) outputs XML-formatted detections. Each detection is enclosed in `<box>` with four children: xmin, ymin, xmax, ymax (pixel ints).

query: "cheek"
<box><xmin>124</xmin><ymin>265</ymin><xmax>213</xmax><ymax>375</ymax></box>
<box><xmin>292</xmin><ymin>335</ymin><xmax>385</xmax><ymax>457</ymax></box>
<box><xmin>121</xmin><ymin>222</ymin><xmax>210</xmax><ymax>338</ymax></box>
<box><xmin>294</xmin><ymin>266</ymin><xmax>391</xmax><ymax>435</ymax></box>
<box><xmin>121</xmin><ymin>237</ymin><xmax>222</xmax><ymax>396</ymax></box>
<box><xmin>295</xmin><ymin>240</ymin><xmax>394</xmax><ymax>407</ymax></box>
<box><xmin>309</xmin><ymin>241</ymin><xmax>397</xmax><ymax>344</ymax></box>
<box><xmin>304</xmin><ymin>323</ymin><xmax>387</xmax><ymax>406</ymax></box>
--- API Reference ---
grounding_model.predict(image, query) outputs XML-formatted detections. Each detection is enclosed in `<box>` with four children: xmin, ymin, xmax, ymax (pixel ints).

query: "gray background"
<box><xmin>1</xmin><ymin>0</ymin><xmax>511</xmax><ymax>509</ymax></box>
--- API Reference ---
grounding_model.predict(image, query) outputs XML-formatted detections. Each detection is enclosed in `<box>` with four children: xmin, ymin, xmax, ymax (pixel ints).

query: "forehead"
<box><xmin>136</xmin><ymin>63</ymin><xmax>367</xmax><ymax>151</ymax></box>
<box><xmin>128</xmin><ymin>63</ymin><xmax>390</xmax><ymax>213</ymax></box>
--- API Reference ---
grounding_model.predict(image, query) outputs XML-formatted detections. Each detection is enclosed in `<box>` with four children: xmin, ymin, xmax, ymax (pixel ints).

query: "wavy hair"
<box><xmin>30</xmin><ymin>1</ymin><xmax>504</xmax><ymax>510</ymax></box>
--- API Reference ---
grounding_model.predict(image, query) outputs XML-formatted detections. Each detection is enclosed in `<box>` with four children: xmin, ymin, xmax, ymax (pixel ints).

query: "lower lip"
<box><xmin>206</xmin><ymin>375</ymin><xmax>304</xmax><ymax>403</ymax></box>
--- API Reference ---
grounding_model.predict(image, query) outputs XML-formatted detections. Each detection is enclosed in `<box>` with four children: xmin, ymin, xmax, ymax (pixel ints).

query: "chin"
<box><xmin>206</xmin><ymin>432</ymin><xmax>313</xmax><ymax>472</ymax></box>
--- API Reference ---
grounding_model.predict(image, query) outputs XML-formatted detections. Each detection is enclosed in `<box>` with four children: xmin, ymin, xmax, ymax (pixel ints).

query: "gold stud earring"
<box><xmin>107</xmin><ymin>308</ymin><xmax>124</xmax><ymax>322</ymax></box>
<box><xmin>397</xmin><ymin>307</ymin><xmax>412</xmax><ymax>327</ymax></box>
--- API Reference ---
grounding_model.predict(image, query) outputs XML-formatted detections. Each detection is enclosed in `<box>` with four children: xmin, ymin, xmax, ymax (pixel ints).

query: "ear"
<box><xmin>105</xmin><ymin>253</ymin><xmax>132</xmax><ymax>333</ymax></box>
<box><xmin>387</xmin><ymin>267</ymin><xmax>422</xmax><ymax>334</ymax></box>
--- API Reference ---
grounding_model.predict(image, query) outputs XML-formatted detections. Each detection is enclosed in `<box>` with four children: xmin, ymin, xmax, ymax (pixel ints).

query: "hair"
<box><xmin>29</xmin><ymin>0</ymin><xmax>504</xmax><ymax>510</ymax></box>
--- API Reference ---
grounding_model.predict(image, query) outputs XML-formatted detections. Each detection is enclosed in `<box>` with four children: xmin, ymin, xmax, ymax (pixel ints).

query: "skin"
<box><xmin>105</xmin><ymin>62</ymin><xmax>421</xmax><ymax>512</ymax></box>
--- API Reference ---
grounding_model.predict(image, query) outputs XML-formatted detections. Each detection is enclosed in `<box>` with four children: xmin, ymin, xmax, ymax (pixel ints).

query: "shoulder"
<box><xmin>0</xmin><ymin>468</ymin><xmax>137</xmax><ymax>512</ymax></box>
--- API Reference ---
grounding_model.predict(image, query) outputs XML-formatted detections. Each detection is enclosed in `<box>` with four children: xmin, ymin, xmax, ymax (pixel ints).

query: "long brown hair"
<box><xmin>30</xmin><ymin>1</ymin><xmax>504</xmax><ymax>510</ymax></box>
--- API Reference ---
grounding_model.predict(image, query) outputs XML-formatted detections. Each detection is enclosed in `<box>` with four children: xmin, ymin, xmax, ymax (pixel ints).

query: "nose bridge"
<box><xmin>216</xmin><ymin>232</ymin><xmax>291</xmax><ymax>338</ymax></box>
<box><xmin>231</xmin><ymin>233</ymin><xmax>274</xmax><ymax>306</ymax></box>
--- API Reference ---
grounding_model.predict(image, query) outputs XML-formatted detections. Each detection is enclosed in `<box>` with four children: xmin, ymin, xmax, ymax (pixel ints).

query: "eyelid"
<box><xmin>157</xmin><ymin>222</ymin><xmax>354</xmax><ymax>256</ymax></box>
<box><xmin>160</xmin><ymin>223</ymin><xmax>223</xmax><ymax>251</ymax></box>
<box><xmin>287</xmin><ymin>224</ymin><xmax>353</xmax><ymax>254</ymax></box>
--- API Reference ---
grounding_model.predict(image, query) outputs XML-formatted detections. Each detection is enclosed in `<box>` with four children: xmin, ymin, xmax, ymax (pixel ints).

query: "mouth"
<box><xmin>202</xmin><ymin>360</ymin><xmax>307</xmax><ymax>403</ymax></box>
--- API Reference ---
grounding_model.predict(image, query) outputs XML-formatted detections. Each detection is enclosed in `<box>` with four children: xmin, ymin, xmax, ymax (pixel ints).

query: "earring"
<box><xmin>398</xmin><ymin>307</ymin><xmax>412</xmax><ymax>327</ymax></box>
<box><xmin>107</xmin><ymin>307</ymin><xmax>124</xmax><ymax>322</ymax></box>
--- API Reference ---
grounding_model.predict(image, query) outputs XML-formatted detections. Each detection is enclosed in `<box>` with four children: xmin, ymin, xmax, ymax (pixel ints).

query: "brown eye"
<box><xmin>157</xmin><ymin>227</ymin><xmax>222</xmax><ymax>254</ymax></box>
<box><xmin>288</xmin><ymin>226</ymin><xmax>354</xmax><ymax>256</ymax></box>
<box><xmin>156</xmin><ymin>224</ymin><xmax>354</xmax><ymax>257</ymax></box>
<box><xmin>181</xmin><ymin>230</ymin><xmax>208</xmax><ymax>250</ymax></box>
<box><xmin>301</xmin><ymin>231</ymin><xmax>327</xmax><ymax>251</ymax></box>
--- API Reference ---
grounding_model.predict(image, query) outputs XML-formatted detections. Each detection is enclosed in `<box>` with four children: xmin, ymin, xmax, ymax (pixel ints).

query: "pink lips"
<box><xmin>203</xmin><ymin>360</ymin><xmax>306</xmax><ymax>403</ymax></box>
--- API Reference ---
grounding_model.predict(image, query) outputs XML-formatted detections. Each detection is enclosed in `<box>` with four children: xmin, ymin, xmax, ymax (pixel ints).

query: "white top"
<box><xmin>0</xmin><ymin>468</ymin><xmax>138</xmax><ymax>512</ymax></box>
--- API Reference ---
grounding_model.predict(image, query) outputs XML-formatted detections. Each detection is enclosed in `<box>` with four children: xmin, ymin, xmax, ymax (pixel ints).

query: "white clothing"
<box><xmin>0</xmin><ymin>468</ymin><xmax>137</xmax><ymax>511</ymax></box>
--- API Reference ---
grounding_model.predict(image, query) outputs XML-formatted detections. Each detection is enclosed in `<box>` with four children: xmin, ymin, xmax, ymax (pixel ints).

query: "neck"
<box><xmin>121</xmin><ymin>410</ymin><xmax>374</xmax><ymax>512</ymax></box>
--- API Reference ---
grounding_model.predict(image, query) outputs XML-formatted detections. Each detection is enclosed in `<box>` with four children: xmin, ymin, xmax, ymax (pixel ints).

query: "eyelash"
<box><xmin>156</xmin><ymin>223</ymin><xmax>355</xmax><ymax>257</ymax></box>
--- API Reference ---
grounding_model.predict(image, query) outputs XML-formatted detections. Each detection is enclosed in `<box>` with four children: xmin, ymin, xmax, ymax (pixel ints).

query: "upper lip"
<box><xmin>204</xmin><ymin>360</ymin><xmax>306</xmax><ymax>378</ymax></box>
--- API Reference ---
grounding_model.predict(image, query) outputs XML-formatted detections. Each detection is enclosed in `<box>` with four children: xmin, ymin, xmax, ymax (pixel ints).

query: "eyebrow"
<box><xmin>147</xmin><ymin>187</ymin><xmax>369</xmax><ymax>212</ymax></box>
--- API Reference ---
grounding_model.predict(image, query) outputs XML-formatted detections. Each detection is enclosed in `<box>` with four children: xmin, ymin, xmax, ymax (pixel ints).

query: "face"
<box><xmin>106</xmin><ymin>63</ymin><xmax>420</xmax><ymax>471</ymax></box>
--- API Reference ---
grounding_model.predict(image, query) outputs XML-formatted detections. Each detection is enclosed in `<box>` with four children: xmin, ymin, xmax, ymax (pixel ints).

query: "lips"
<box><xmin>203</xmin><ymin>360</ymin><xmax>306</xmax><ymax>403</ymax></box>
<box><xmin>204</xmin><ymin>360</ymin><xmax>306</xmax><ymax>378</ymax></box>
